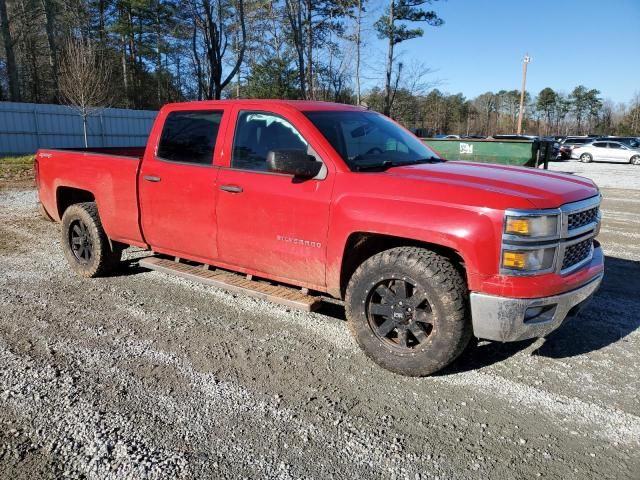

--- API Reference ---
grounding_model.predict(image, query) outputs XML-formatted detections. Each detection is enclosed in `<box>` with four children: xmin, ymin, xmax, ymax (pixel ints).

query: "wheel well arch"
<box><xmin>339</xmin><ymin>232</ymin><xmax>466</xmax><ymax>299</ymax></box>
<box><xmin>56</xmin><ymin>186</ymin><xmax>95</xmax><ymax>218</ymax></box>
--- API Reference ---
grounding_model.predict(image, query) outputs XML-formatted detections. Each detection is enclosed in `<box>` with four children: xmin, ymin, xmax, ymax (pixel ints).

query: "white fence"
<box><xmin>0</xmin><ymin>102</ymin><xmax>157</xmax><ymax>155</ymax></box>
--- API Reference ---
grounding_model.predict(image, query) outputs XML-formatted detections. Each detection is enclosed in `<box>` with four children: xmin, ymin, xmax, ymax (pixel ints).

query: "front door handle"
<box><xmin>219</xmin><ymin>184</ymin><xmax>243</xmax><ymax>193</ymax></box>
<box><xmin>143</xmin><ymin>175</ymin><xmax>161</xmax><ymax>182</ymax></box>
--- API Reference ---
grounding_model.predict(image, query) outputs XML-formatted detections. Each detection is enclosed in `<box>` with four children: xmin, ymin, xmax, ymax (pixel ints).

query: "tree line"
<box><xmin>385</xmin><ymin>86</ymin><xmax>640</xmax><ymax>137</ymax></box>
<box><xmin>0</xmin><ymin>0</ymin><xmax>638</xmax><ymax>137</ymax></box>
<box><xmin>0</xmin><ymin>0</ymin><xmax>444</xmax><ymax>112</ymax></box>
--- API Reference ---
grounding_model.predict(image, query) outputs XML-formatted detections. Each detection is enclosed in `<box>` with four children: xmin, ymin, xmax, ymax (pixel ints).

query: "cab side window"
<box><xmin>231</xmin><ymin>111</ymin><xmax>308</xmax><ymax>171</ymax></box>
<box><xmin>157</xmin><ymin>110</ymin><xmax>223</xmax><ymax>165</ymax></box>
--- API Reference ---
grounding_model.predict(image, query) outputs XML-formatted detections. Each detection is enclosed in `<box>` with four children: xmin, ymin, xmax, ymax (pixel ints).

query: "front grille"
<box><xmin>562</xmin><ymin>238</ymin><xmax>593</xmax><ymax>270</ymax></box>
<box><xmin>568</xmin><ymin>207</ymin><xmax>598</xmax><ymax>231</ymax></box>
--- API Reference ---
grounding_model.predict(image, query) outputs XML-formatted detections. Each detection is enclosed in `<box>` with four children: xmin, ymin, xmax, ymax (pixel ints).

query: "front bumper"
<box><xmin>470</xmin><ymin>272</ymin><xmax>603</xmax><ymax>342</ymax></box>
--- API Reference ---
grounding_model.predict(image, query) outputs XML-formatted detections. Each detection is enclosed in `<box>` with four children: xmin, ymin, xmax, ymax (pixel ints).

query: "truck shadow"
<box><xmin>535</xmin><ymin>256</ymin><xmax>640</xmax><ymax>358</ymax></box>
<box><xmin>439</xmin><ymin>255</ymin><xmax>640</xmax><ymax>374</ymax></box>
<box><xmin>109</xmin><ymin>258</ymin><xmax>150</xmax><ymax>277</ymax></box>
<box><xmin>123</xmin><ymin>252</ymin><xmax>639</xmax><ymax>373</ymax></box>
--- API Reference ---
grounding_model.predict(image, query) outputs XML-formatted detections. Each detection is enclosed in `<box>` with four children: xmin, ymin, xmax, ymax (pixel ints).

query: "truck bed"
<box><xmin>36</xmin><ymin>147</ymin><xmax>147</xmax><ymax>247</ymax></box>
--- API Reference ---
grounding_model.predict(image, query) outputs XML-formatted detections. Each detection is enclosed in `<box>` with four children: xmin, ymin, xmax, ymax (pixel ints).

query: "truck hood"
<box><xmin>385</xmin><ymin>161</ymin><xmax>599</xmax><ymax>209</ymax></box>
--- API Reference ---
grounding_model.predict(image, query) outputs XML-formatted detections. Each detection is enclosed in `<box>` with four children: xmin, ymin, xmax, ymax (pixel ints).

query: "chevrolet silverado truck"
<box><xmin>35</xmin><ymin>100</ymin><xmax>604</xmax><ymax>376</ymax></box>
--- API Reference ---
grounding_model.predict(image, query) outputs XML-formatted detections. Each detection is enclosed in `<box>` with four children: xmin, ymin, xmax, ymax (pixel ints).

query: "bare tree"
<box><xmin>41</xmin><ymin>0</ymin><xmax>59</xmax><ymax>97</ymax></box>
<box><xmin>375</xmin><ymin>0</ymin><xmax>443</xmax><ymax>115</ymax></box>
<box><xmin>59</xmin><ymin>38</ymin><xmax>111</xmax><ymax>147</ymax></box>
<box><xmin>631</xmin><ymin>92</ymin><xmax>640</xmax><ymax>133</ymax></box>
<box><xmin>190</xmin><ymin>0</ymin><xmax>247</xmax><ymax>100</ymax></box>
<box><xmin>284</xmin><ymin>0</ymin><xmax>307</xmax><ymax>99</ymax></box>
<box><xmin>0</xmin><ymin>0</ymin><xmax>20</xmax><ymax>101</ymax></box>
<box><xmin>347</xmin><ymin>0</ymin><xmax>366</xmax><ymax>104</ymax></box>
<box><xmin>401</xmin><ymin>60</ymin><xmax>436</xmax><ymax>96</ymax></box>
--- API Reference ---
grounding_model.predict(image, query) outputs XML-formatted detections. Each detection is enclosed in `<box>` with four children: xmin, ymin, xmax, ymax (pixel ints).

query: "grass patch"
<box><xmin>1</xmin><ymin>155</ymin><xmax>35</xmax><ymax>166</ymax></box>
<box><xmin>0</xmin><ymin>155</ymin><xmax>35</xmax><ymax>183</ymax></box>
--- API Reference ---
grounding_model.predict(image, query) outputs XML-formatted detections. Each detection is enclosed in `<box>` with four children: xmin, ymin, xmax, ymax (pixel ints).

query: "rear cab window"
<box><xmin>157</xmin><ymin>110</ymin><xmax>223</xmax><ymax>165</ymax></box>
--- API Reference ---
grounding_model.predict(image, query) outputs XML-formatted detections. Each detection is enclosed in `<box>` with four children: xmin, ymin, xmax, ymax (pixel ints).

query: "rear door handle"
<box><xmin>219</xmin><ymin>184</ymin><xmax>243</xmax><ymax>193</ymax></box>
<box><xmin>143</xmin><ymin>175</ymin><xmax>161</xmax><ymax>182</ymax></box>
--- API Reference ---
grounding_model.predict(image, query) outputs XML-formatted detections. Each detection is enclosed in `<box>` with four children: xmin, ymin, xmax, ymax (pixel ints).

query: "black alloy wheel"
<box><xmin>69</xmin><ymin>219</ymin><xmax>94</xmax><ymax>264</ymax></box>
<box><xmin>367</xmin><ymin>278</ymin><xmax>434</xmax><ymax>352</ymax></box>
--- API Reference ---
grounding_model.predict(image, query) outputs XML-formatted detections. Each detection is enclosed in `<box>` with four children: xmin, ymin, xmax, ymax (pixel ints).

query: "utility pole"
<box><xmin>516</xmin><ymin>53</ymin><xmax>531</xmax><ymax>135</ymax></box>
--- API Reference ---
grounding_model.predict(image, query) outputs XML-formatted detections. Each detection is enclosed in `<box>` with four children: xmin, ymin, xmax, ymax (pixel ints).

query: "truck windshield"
<box><xmin>304</xmin><ymin>110</ymin><xmax>441</xmax><ymax>171</ymax></box>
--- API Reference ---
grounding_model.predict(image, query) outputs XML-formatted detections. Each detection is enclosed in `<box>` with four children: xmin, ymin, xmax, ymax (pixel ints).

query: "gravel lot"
<box><xmin>1</xmin><ymin>162</ymin><xmax>639</xmax><ymax>479</ymax></box>
<box><xmin>548</xmin><ymin>159</ymin><xmax>640</xmax><ymax>190</ymax></box>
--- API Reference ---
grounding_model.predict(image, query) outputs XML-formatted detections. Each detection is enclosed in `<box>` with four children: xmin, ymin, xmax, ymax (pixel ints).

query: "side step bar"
<box><xmin>139</xmin><ymin>256</ymin><xmax>322</xmax><ymax>312</ymax></box>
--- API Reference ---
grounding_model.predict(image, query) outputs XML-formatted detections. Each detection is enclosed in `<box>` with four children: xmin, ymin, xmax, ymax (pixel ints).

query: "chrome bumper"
<box><xmin>470</xmin><ymin>273</ymin><xmax>603</xmax><ymax>342</ymax></box>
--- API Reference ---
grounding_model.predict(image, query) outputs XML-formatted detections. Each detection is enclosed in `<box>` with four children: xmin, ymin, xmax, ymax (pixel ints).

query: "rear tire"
<box><xmin>631</xmin><ymin>155</ymin><xmax>640</xmax><ymax>166</ymax></box>
<box><xmin>580</xmin><ymin>153</ymin><xmax>593</xmax><ymax>163</ymax></box>
<box><xmin>61</xmin><ymin>202</ymin><xmax>121</xmax><ymax>278</ymax></box>
<box><xmin>345</xmin><ymin>247</ymin><xmax>471</xmax><ymax>376</ymax></box>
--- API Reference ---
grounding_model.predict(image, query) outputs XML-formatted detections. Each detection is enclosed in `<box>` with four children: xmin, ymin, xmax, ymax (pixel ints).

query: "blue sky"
<box><xmin>363</xmin><ymin>0</ymin><xmax>640</xmax><ymax>103</ymax></box>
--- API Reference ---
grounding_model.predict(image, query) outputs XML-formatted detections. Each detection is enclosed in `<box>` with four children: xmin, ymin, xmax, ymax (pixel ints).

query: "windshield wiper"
<box><xmin>354</xmin><ymin>161</ymin><xmax>395</xmax><ymax>171</ymax></box>
<box><xmin>407</xmin><ymin>157</ymin><xmax>443</xmax><ymax>164</ymax></box>
<box><xmin>354</xmin><ymin>157</ymin><xmax>443</xmax><ymax>172</ymax></box>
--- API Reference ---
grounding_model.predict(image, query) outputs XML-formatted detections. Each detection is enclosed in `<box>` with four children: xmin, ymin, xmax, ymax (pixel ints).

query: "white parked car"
<box><xmin>572</xmin><ymin>140</ymin><xmax>640</xmax><ymax>165</ymax></box>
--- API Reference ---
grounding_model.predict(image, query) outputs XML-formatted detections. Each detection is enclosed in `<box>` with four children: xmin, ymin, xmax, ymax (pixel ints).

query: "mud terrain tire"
<box><xmin>61</xmin><ymin>202</ymin><xmax>122</xmax><ymax>278</ymax></box>
<box><xmin>345</xmin><ymin>247</ymin><xmax>471</xmax><ymax>376</ymax></box>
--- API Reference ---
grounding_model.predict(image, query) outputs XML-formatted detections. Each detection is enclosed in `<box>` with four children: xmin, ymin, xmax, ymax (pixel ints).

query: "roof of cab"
<box><xmin>162</xmin><ymin>99</ymin><xmax>367</xmax><ymax>112</ymax></box>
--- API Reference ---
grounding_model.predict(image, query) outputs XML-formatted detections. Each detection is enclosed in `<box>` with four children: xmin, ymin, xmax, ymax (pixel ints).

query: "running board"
<box><xmin>139</xmin><ymin>256</ymin><xmax>322</xmax><ymax>312</ymax></box>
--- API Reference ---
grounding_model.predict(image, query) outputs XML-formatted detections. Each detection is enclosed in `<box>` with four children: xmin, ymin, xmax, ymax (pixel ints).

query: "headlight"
<box><xmin>504</xmin><ymin>214</ymin><xmax>559</xmax><ymax>238</ymax></box>
<box><xmin>502</xmin><ymin>247</ymin><xmax>556</xmax><ymax>272</ymax></box>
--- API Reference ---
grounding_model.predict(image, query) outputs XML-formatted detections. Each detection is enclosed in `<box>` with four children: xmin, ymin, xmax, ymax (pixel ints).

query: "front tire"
<box><xmin>345</xmin><ymin>247</ymin><xmax>471</xmax><ymax>376</ymax></box>
<box><xmin>631</xmin><ymin>155</ymin><xmax>640</xmax><ymax>166</ymax></box>
<box><xmin>61</xmin><ymin>202</ymin><xmax>121</xmax><ymax>278</ymax></box>
<box><xmin>580</xmin><ymin>153</ymin><xmax>593</xmax><ymax>163</ymax></box>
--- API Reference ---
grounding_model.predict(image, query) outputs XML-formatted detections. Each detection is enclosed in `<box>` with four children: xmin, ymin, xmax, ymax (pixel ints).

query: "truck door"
<box><xmin>138</xmin><ymin>108</ymin><xmax>226</xmax><ymax>261</ymax></box>
<box><xmin>215</xmin><ymin>108</ymin><xmax>334</xmax><ymax>289</ymax></box>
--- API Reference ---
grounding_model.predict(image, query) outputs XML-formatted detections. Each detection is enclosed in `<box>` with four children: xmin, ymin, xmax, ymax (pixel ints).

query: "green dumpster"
<box><xmin>422</xmin><ymin>138</ymin><xmax>552</xmax><ymax>168</ymax></box>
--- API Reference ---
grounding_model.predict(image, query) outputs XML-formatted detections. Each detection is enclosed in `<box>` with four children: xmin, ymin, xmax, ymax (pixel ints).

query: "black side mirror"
<box><xmin>266</xmin><ymin>150</ymin><xmax>322</xmax><ymax>179</ymax></box>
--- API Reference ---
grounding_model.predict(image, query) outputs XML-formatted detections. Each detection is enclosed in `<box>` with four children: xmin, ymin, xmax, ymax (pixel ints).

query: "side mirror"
<box><xmin>266</xmin><ymin>150</ymin><xmax>322</xmax><ymax>179</ymax></box>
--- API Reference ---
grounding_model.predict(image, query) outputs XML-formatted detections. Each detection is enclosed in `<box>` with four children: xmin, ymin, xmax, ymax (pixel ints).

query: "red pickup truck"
<box><xmin>35</xmin><ymin>100</ymin><xmax>604</xmax><ymax>376</ymax></box>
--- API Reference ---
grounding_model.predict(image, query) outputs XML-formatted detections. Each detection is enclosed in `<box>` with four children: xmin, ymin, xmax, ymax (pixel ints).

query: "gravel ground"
<box><xmin>547</xmin><ymin>159</ymin><xmax>639</xmax><ymax>190</ymax></box>
<box><xmin>1</xmin><ymin>164</ymin><xmax>639</xmax><ymax>479</ymax></box>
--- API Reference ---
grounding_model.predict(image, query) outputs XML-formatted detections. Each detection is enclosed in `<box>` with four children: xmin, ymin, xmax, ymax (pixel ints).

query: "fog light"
<box><xmin>503</xmin><ymin>251</ymin><xmax>526</xmax><ymax>269</ymax></box>
<box><xmin>524</xmin><ymin>306</ymin><xmax>544</xmax><ymax>320</ymax></box>
<box><xmin>502</xmin><ymin>247</ymin><xmax>556</xmax><ymax>272</ymax></box>
<box><xmin>524</xmin><ymin>305</ymin><xmax>556</xmax><ymax>324</ymax></box>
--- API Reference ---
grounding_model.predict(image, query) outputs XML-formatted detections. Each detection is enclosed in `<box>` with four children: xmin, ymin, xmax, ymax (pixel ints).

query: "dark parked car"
<box><xmin>541</xmin><ymin>137</ymin><xmax>561</xmax><ymax>160</ymax></box>
<box><xmin>559</xmin><ymin>137</ymin><xmax>594</xmax><ymax>159</ymax></box>
<box><xmin>595</xmin><ymin>136</ymin><xmax>640</xmax><ymax>148</ymax></box>
<box><xmin>490</xmin><ymin>134</ymin><xmax>538</xmax><ymax>141</ymax></box>
<box><xmin>432</xmin><ymin>134</ymin><xmax>460</xmax><ymax>139</ymax></box>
